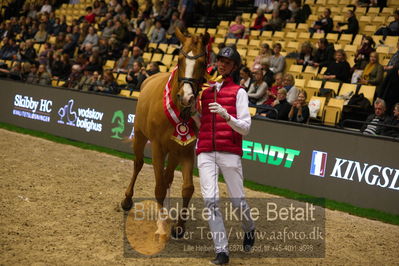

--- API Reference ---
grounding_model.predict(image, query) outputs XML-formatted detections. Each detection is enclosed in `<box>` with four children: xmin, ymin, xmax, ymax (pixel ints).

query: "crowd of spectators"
<box><xmin>0</xmin><ymin>0</ymin><xmax>398</xmax><ymax>137</ymax></box>
<box><xmin>0</xmin><ymin>0</ymin><xmax>195</xmax><ymax>93</ymax></box>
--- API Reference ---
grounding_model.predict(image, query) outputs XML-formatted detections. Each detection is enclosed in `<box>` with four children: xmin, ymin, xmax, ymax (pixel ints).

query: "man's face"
<box><xmin>335</xmin><ymin>52</ymin><xmax>343</xmax><ymax>62</ymax></box>
<box><xmin>132</xmin><ymin>48</ymin><xmax>140</xmax><ymax>57</ymax></box>
<box><xmin>374</xmin><ymin>103</ymin><xmax>385</xmax><ymax>117</ymax></box>
<box><xmin>217</xmin><ymin>57</ymin><xmax>235</xmax><ymax>77</ymax></box>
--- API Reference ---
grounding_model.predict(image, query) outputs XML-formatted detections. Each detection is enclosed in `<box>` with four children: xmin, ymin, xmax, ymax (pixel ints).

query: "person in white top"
<box><xmin>39</xmin><ymin>0</ymin><xmax>52</xmax><ymax>14</ymax></box>
<box><xmin>283</xmin><ymin>73</ymin><xmax>299</xmax><ymax>104</ymax></box>
<box><xmin>192</xmin><ymin>46</ymin><xmax>255</xmax><ymax>265</ymax></box>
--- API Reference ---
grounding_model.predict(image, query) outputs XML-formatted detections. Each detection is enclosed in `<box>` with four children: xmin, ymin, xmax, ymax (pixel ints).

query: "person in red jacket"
<box><xmin>193</xmin><ymin>46</ymin><xmax>255</xmax><ymax>265</ymax></box>
<box><xmin>84</xmin><ymin>7</ymin><xmax>96</xmax><ymax>24</ymax></box>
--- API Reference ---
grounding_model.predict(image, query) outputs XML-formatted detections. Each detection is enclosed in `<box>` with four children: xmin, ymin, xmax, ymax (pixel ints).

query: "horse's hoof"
<box><xmin>121</xmin><ymin>198</ymin><xmax>133</xmax><ymax>211</ymax></box>
<box><xmin>171</xmin><ymin>225</ymin><xmax>185</xmax><ymax>239</ymax></box>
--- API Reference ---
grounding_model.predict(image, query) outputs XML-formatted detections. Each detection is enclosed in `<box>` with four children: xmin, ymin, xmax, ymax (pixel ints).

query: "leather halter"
<box><xmin>178</xmin><ymin>49</ymin><xmax>206</xmax><ymax>97</ymax></box>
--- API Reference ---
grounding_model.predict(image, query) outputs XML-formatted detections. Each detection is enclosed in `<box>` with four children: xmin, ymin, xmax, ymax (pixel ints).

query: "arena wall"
<box><xmin>0</xmin><ymin>80</ymin><xmax>398</xmax><ymax>214</ymax></box>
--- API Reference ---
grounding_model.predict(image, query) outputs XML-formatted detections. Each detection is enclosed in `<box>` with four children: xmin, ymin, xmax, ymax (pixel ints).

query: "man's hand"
<box><xmin>209</xmin><ymin>102</ymin><xmax>230</xmax><ymax>121</ymax></box>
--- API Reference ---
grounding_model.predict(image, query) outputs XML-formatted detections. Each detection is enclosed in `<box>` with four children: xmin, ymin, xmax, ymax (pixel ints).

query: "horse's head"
<box><xmin>175</xmin><ymin>28</ymin><xmax>210</xmax><ymax>109</ymax></box>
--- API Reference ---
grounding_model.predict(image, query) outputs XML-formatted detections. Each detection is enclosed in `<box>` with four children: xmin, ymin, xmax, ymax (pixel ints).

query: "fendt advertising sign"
<box><xmin>0</xmin><ymin>80</ymin><xmax>398</xmax><ymax>214</ymax></box>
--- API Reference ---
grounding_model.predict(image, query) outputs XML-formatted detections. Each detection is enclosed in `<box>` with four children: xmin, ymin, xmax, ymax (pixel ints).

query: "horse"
<box><xmin>121</xmin><ymin>28</ymin><xmax>210</xmax><ymax>238</ymax></box>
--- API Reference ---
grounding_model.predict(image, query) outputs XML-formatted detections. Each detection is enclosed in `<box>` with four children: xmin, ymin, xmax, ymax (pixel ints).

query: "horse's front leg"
<box><xmin>151</xmin><ymin>142</ymin><xmax>168</xmax><ymax>237</ymax></box>
<box><xmin>172</xmin><ymin>153</ymin><xmax>195</xmax><ymax>239</ymax></box>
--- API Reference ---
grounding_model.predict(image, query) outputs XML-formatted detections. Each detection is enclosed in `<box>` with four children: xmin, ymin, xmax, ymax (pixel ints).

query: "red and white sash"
<box><xmin>163</xmin><ymin>68</ymin><xmax>196</xmax><ymax>146</ymax></box>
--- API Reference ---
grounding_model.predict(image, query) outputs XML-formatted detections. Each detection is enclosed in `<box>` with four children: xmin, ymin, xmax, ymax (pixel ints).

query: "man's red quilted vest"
<box><xmin>196</xmin><ymin>77</ymin><xmax>243</xmax><ymax>156</ymax></box>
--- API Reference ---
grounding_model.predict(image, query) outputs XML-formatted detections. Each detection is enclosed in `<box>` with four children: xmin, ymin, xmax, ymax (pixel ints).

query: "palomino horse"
<box><xmin>121</xmin><ymin>28</ymin><xmax>210</xmax><ymax>238</ymax></box>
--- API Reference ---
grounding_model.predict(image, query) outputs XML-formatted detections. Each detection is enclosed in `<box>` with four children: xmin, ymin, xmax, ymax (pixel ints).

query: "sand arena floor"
<box><xmin>1</xmin><ymin>128</ymin><xmax>398</xmax><ymax>265</ymax></box>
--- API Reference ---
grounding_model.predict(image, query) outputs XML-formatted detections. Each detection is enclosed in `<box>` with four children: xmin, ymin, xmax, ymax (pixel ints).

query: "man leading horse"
<box><xmin>193</xmin><ymin>46</ymin><xmax>256</xmax><ymax>265</ymax></box>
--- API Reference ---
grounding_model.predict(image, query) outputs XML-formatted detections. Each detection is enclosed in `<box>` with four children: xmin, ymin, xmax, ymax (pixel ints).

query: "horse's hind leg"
<box><xmin>172</xmin><ymin>153</ymin><xmax>195</xmax><ymax>239</ymax></box>
<box><xmin>121</xmin><ymin>130</ymin><xmax>148</xmax><ymax>211</ymax></box>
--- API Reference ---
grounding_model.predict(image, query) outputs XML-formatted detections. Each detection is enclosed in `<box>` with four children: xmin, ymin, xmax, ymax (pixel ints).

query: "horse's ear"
<box><xmin>202</xmin><ymin>32</ymin><xmax>210</xmax><ymax>46</ymax></box>
<box><xmin>175</xmin><ymin>27</ymin><xmax>186</xmax><ymax>44</ymax></box>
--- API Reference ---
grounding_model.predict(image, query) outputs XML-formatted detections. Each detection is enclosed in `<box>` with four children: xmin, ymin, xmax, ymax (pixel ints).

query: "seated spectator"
<box><xmin>83</xmin><ymin>54</ymin><xmax>102</xmax><ymax>73</ymax></box>
<box><xmin>37</xmin><ymin>64</ymin><xmax>51</xmax><ymax>86</ymax></box>
<box><xmin>114</xmin><ymin>48</ymin><xmax>131</xmax><ymax>73</ymax></box>
<box><xmin>375</xmin><ymin>10</ymin><xmax>399</xmax><ymax>40</ymax></box>
<box><xmin>142</xmin><ymin>62</ymin><xmax>161</xmax><ymax>77</ymax></box>
<box><xmin>361</xmin><ymin>98</ymin><xmax>388</xmax><ymax>135</ymax></box>
<box><xmin>26</xmin><ymin>4</ymin><xmax>38</xmax><ymax>19</ymax></box>
<box><xmin>337</xmin><ymin>10</ymin><xmax>359</xmax><ymax>35</ymax></box>
<box><xmin>39</xmin><ymin>0</ymin><xmax>52</xmax><ymax>14</ymax></box>
<box><xmin>269</xmin><ymin>43</ymin><xmax>285</xmax><ymax>74</ymax></box>
<box><xmin>106</xmin><ymin>37</ymin><xmax>122</xmax><ymax>60</ymax></box>
<box><xmin>239</xmin><ymin>66</ymin><xmax>252</xmax><ymax>91</ymax></box>
<box><xmin>93</xmin><ymin>0</ymin><xmax>102</xmax><ymax>16</ymax></box>
<box><xmin>259</xmin><ymin>88</ymin><xmax>292</xmax><ymax>120</ymax></box>
<box><xmin>62</xmin><ymin>34</ymin><xmax>77</xmax><ymax>58</ymax></box>
<box><xmin>323</xmin><ymin>49</ymin><xmax>351</xmax><ymax>83</ymax></box>
<box><xmin>126</xmin><ymin>61</ymin><xmax>147</xmax><ymax>91</ymax></box>
<box><xmin>75</xmin><ymin>69</ymin><xmax>94</xmax><ymax>91</ymax></box>
<box><xmin>297</xmin><ymin>41</ymin><xmax>314</xmax><ymax>70</ymax></box>
<box><xmin>95</xmin><ymin>69</ymin><xmax>119</xmax><ymax>94</ymax></box>
<box><xmin>263</xmin><ymin>72</ymin><xmax>283</xmax><ymax>106</ymax></box>
<box><xmin>97</xmin><ymin>37</ymin><xmax>108</xmax><ymax>58</ymax></box>
<box><xmin>359</xmin><ymin>52</ymin><xmax>384</xmax><ymax>86</ymax></box>
<box><xmin>102</xmin><ymin>20</ymin><xmax>115</xmax><ymax>39</ymax></box>
<box><xmin>289</xmin><ymin>0</ymin><xmax>301</xmax><ymax>16</ymax></box>
<box><xmin>64</xmin><ymin>64</ymin><xmax>83</xmax><ymax>89</ymax></box>
<box><xmin>354</xmin><ymin>36</ymin><xmax>375</xmax><ymax>70</ymax></box>
<box><xmin>51</xmin><ymin>53</ymin><xmax>71</xmax><ymax>80</ymax></box>
<box><xmin>283</xmin><ymin>73</ymin><xmax>299</xmax><ymax>104</ymax></box>
<box><xmin>132</xmin><ymin>27</ymin><xmax>149</xmax><ymax>50</ymax></box>
<box><xmin>288</xmin><ymin>90</ymin><xmax>310</xmax><ymax>123</ymax></box>
<box><xmin>279</xmin><ymin>1</ymin><xmax>293</xmax><ymax>22</ymax></box>
<box><xmin>382</xmin><ymin>103</ymin><xmax>399</xmax><ymax>138</ymax></box>
<box><xmin>112</xmin><ymin>20</ymin><xmax>127</xmax><ymax>43</ymax></box>
<box><xmin>84</xmin><ymin>7</ymin><xmax>96</xmax><ymax>24</ymax></box>
<box><xmin>312</xmin><ymin>38</ymin><xmax>335</xmax><ymax>69</ymax></box>
<box><xmin>253</xmin><ymin>43</ymin><xmax>272</xmax><ymax>68</ymax></box>
<box><xmin>227</xmin><ymin>15</ymin><xmax>245</xmax><ymax>39</ymax></box>
<box><xmin>150</xmin><ymin>20</ymin><xmax>166</xmax><ymax>44</ymax></box>
<box><xmin>166</xmin><ymin>12</ymin><xmax>185</xmax><ymax>44</ymax></box>
<box><xmin>51</xmin><ymin>17</ymin><xmax>66</xmax><ymax>36</ymax></box>
<box><xmin>81</xmin><ymin>26</ymin><xmax>99</xmax><ymax>49</ymax></box>
<box><xmin>309</xmin><ymin>8</ymin><xmax>333</xmax><ymax>34</ymax></box>
<box><xmin>0</xmin><ymin>38</ymin><xmax>18</xmax><ymax>60</ymax></box>
<box><xmin>384</xmin><ymin>40</ymin><xmax>399</xmax><ymax>71</ymax></box>
<box><xmin>260</xmin><ymin>58</ymin><xmax>275</xmax><ymax>87</ymax></box>
<box><xmin>248</xmin><ymin>67</ymin><xmax>268</xmax><ymax>105</ymax></box>
<box><xmin>38</xmin><ymin>43</ymin><xmax>53</xmax><ymax>66</ymax></box>
<box><xmin>53</xmin><ymin>32</ymin><xmax>66</xmax><ymax>50</ymax></box>
<box><xmin>19</xmin><ymin>39</ymin><xmax>37</xmax><ymax>64</ymax></box>
<box><xmin>262</xmin><ymin>9</ymin><xmax>284</xmax><ymax>32</ymax></box>
<box><xmin>378</xmin><ymin>66</ymin><xmax>399</xmax><ymax>112</ymax></box>
<box><xmin>251</xmin><ymin>8</ymin><xmax>267</xmax><ymax>30</ymax></box>
<box><xmin>34</xmin><ymin>23</ymin><xmax>48</xmax><ymax>44</ymax></box>
<box><xmin>261</xmin><ymin>0</ymin><xmax>279</xmax><ymax>14</ymax></box>
<box><xmin>26</xmin><ymin>63</ymin><xmax>38</xmax><ymax>83</ymax></box>
<box><xmin>157</xmin><ymin>0</ymin><xmax>173</xmax><ymax>24</ymax></box>
<box><xmin>114</xmin><ymin>46</ymin><xmax>144</xmax><ymax>73</ymax></box>
<box><xmin>0</xmin><ymin>62</ymin><xmax>23</xmax><ymax>80</ymax></box>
